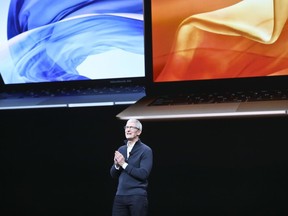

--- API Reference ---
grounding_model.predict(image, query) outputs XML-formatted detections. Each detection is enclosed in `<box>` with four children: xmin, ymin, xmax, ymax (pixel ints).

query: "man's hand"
<box><xmin>114</xmin><ymin>151</ymin><xmax>125</xmax><ymax>166</ymax></box>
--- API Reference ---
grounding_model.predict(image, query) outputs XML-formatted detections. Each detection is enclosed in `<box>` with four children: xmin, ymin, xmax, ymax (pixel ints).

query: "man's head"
<box><xmin>124</xmin><ymin>119</ymin><xmax>142</xmax><ymax>141</ymax></box>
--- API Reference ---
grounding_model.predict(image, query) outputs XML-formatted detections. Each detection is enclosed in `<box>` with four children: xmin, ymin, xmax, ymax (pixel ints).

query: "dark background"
<box><xmin>1</xmin><ymin>105</ymin><xmax>288</xmax><ymax>216</ymax></box>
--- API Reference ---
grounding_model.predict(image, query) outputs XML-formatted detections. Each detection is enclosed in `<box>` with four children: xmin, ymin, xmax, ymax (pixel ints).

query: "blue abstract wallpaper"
<box><xmin>0</xmin><ymin>0</ymin><xmax>144</xmax><ymax>84</ymax></box>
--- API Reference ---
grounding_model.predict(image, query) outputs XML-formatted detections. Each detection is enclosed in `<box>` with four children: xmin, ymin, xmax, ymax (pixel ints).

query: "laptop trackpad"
<box><xmin>237</xmin><ymin>100</ymin><xmax>288</xmax><ymax>112</ymax></box>
<box><xmin>175</xmin><ymin>103</ymin><xmax>239</xmax><ymax>114</ymax></box>
<box><xmin>139</xmin><ymin>102</ymin><xmax>240</xmax><ymax>119</ymax></box>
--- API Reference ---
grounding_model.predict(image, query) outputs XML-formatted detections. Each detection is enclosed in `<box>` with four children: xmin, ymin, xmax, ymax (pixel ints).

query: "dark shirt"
<box><xmin>110</xmin><ymin>140</ymin><xmax>153</xmax><ymax>196</ymax></box>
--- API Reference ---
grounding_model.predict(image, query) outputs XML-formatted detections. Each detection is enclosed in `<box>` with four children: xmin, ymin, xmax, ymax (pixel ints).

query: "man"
<box><xmin>110</xmin><ymin>119</ymin><xmax>153</xmax><ymax>216</ymax></box>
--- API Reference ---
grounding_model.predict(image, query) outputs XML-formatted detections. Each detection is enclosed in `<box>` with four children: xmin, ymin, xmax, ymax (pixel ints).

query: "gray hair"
<box><xmin>127</xmin><ymin>118</ymin><xmax>142</xmax><ymax>131</ymax></box>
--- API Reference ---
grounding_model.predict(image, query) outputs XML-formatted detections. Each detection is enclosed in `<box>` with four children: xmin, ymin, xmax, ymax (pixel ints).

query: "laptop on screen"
<box><xmin>0</xmin><ymin>0</ymin><xmax>146</xmax><ymax>110</ymax></box>
<box><xmin>117</xmin><ymin>0</ymin><xmax>288</xmax><ymax>120</ymax></box>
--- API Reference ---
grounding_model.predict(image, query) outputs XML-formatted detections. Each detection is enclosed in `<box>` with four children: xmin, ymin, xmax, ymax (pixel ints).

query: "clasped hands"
<box><xmin>114</xmin><ymin>151</ymin><xmax>125</xmax><ymax>167</ymax></box>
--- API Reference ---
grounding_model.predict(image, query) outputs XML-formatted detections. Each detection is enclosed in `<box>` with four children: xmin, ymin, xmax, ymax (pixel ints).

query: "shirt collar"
<box><xmin>125</xmin><ymin>139</ymin><xmax>140</xmax><ymax>147</ymax></box>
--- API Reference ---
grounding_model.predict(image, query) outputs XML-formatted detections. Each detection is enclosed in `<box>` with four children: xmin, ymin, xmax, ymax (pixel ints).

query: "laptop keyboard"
<box><xmin>149</xmin><ymin>89</ymin><xmax>288</xmax><ymax>106</ymax></box>
<box><xmin>1</xmin><ymin>85</ymin><xmax>145</xmax><ymax>99</ymax></box>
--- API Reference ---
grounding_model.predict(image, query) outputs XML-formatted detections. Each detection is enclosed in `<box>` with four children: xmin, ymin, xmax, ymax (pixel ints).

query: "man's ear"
<box><xmin>137</xmin><ymin>130</ymin><xmax>142</xmax><ymax>136</ymax></box>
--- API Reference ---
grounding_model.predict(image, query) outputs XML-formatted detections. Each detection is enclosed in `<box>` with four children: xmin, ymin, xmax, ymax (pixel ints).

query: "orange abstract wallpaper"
<box><xmin>152</xmin><ymin>0</ymin><xmax>288</xmax><ymax>82</ymax></box>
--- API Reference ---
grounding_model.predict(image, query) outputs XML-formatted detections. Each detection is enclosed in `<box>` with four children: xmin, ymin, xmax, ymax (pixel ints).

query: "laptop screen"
<box><xmin>0</xmin><ymin>0</ymin><xmax>145</xmax><ymax>86</ymax></box>
<box><xmin>149</xmin><ymin>0</ymin><xmax>288</xmax><ymax>84</ymax></box>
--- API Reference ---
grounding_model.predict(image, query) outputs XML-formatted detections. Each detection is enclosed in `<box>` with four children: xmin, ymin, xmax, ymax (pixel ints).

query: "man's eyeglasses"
<box><xmin>124</xmin><ymin>126</ymin><xmax>139</xmax><ymax>130</ymax></box>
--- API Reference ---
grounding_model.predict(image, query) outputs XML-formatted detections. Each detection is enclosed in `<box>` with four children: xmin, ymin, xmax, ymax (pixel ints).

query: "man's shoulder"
<box><xmin>138</xmin><ymin>141</ymin><xmax>152</xmax><ymax>151</ymax></box>
<box><xmin>118</xmin><ymin>143</ymin><xmax>127</xmax><ymax>151</ymax></box>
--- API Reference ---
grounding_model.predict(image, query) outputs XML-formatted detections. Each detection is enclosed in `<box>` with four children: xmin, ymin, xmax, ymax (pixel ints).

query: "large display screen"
<box><xmin>152</xmin><ymin>0</ymin><xmax>288</xmax><ymax>82</ymax></box>
<box><xmin>0</xmin><ymin>0</ymin><xmax>145</xmax><ymax>84</ymax></box>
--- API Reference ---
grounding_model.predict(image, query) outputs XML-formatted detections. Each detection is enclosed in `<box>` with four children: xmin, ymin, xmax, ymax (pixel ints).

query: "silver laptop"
<box><xmin>117</xmin><ymin>0</ymin><xmax>288</xmax><ymax>120</ymax></box>
<box><xmin>0</xmin><ymin>0</ymin><xmax>146</xmax><ymax>110</ymax></box>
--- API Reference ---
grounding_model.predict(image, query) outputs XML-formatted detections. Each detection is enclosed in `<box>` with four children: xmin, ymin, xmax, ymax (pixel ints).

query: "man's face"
<box><xmin>124</xmin><ymin>121</ymin><xmax>141</xmax><ymax>141</ymax></box>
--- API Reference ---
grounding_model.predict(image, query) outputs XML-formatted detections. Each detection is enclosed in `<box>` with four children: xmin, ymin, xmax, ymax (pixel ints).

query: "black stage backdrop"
<box><xmin>1</xmin><ymin>106</ymin><xmax>288</xmax><ymax>216</ymax></box>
